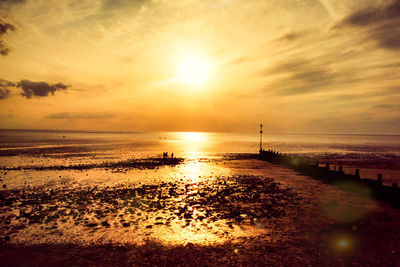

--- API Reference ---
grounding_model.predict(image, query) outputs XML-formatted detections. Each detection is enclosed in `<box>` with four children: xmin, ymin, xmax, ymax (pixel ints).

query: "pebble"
<box><xmin>0</xmin><ymin>174</ymin><xmax>298</xmax><ymax>241</ymax></box>
<box><xmin>101</xmin><ymin>221</ymin><xmax>110</xmax><ymax>227</ymax></box>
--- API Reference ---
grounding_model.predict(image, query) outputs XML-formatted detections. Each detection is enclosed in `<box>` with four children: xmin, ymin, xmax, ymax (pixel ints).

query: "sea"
<box><xmin>0</xmin><ymin>129</ymin><xmax>399</xmax><ymax>246</ymax></box>
<box><xmin>0</xmin><ymin>129</ymin><xmax>399</xmax><ymax>186</ymax></box>
<box><xmin>1</xmin><ymin>129</ymin><xmax>399</xmax><ymax>159</ymax></box>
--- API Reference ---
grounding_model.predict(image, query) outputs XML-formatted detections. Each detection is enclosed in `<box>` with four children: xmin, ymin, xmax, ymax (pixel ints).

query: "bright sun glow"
<box><xmin>180</xmin><ymin>132</ymin><xmax>206</xmax><ymax>142</ymax></box>
<box><xmin>178</xmin><ymin>132</ymin><xmax>208</xmax><ymax>159</ymax></box>
<box><xmin>178</xmin><ymin>56</ymin><xmax>210</xmax><ymax>86</ymax></box>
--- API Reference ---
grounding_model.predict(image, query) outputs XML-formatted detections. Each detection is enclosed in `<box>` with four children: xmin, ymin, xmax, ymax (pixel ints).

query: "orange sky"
<box><xmin>1</xmin><ymin>0</ymin><xmax>399</xmax><ymax>133</ymax></box>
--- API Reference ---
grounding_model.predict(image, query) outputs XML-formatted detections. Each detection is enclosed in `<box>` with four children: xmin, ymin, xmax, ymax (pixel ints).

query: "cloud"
<box><xmin>258</xmin><ymin>34</ymin><xmax>400</xmax><ymax>97</ymax></box>
<box><xmin>0</xmin><ymin>20</ymin><xmax>15</xmax><ymax>34</ymax></box>
<box><xmin>275</xmin><ymin>31</ymin><xmax>303</xmax><ymax>42</ymax></box>
<box><xmin>227</xmin><ymin>55</ymin><xmax>252</xmax><ymax>66</ymax></box>
<box><xmin>0</xmin><ymin>20</ymin><xmax>16</xmax><ymax>56</ymax></box>
<box><xmin>0</xmin><ymin>79</ymin><xmax>13</xmax><ymax>99</ymax></box>
<box><xmin>337</xmin><ymin>0</ymin><xmax>400</xmax><ymax>50</ymax></box>
<box><xmin>0</xmin><ymin>88</ymin><xmax>10</xmax><ymax>99</ymax></box>
<box><xmin>373</xmin><ymin>104</ymin><xmax>400</xmax><ymax>110</ymax></box>
<box><xmin>18</xmin><ymin>80</ymin><xmax>69</xmax><ymax>99</ymax></box>
<box><xmin>0</xmin><ymin>40</ymin><xmax>11</xmax><ymax>55</ymax></box>
<box><xmin>1</xmin><ymin>0</ymin><xmax>27</xmax><ymax>55</ymax></box>
<box><xmin>0</xmin><ymin>79</ymin><xmax>70</xmax><ymax>99</ymax></box>
<box><xmin>102</xmin><ymin>0</ymin><xmax>149</xmax><ymax>11</ymax></box>
<box><xmin>0</xmin><ymin>0</ymin><xmax>26</xmax><ymax>12</ymax></box>
<box><xmin>309</xmin><ymin>114</ymin><xmax>400</xmax><ymax>134</ymax></box>
<box><xmin>0</xmin><ymin>78</ymin><xmax>14</xmax><ymax>86</ymax></box>
<box><xmin>259</xmin><ymin>57</ymin><xmax>345</xmax><ymax>96</ymax></box>
<box><xmin>323</xmin><ymin>88</ymin><xmax>400</xmax><ymax>104</ymax></box>
<box><xmin>46</xmin><ymin>112</ymin><xmax>117</xmax><ymax>120</ymax></box>
<box><xmin>0</xmin><ymin>0</ymin><xmax>26</xmax><ymax>6</ymax></box>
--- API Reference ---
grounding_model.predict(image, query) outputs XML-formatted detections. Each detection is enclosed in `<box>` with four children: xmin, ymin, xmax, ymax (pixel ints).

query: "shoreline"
<box><xmin>0</xmin><ymin>158</ymin><xmax>399</xmax><ymax>265</ymax></box>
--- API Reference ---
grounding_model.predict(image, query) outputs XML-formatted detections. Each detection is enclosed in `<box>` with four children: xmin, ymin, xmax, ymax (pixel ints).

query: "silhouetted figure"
<box><xmin>377</xmin><ymin>174</ymin><xmax>383</xmax><ymax>186</ymax></box>
<box><xmin>171</xmin><ymin>153</ymin><xmax>174</xmax><ymax>159</ymax></box>
<box><xmin>165</xmin><ymin>152</ymin><xmax>168</xmax><ymax>158</ymax></box>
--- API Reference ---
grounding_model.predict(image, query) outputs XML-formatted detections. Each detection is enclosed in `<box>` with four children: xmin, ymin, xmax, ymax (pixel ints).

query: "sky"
<box><xmin>0</xmin><ymin>0</ymin><xmax>399</xmax><ymax>134</ymax></box>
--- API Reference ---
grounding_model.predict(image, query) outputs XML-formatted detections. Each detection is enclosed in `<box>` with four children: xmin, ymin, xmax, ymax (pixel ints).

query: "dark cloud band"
<box><xmin>0</xmin><ymin>88</ymin><xmax>10</xmax><ymax>99</ymax></box>
<box><xmin>0</xmin><ymin>79</ymin><xmax>69</xmax><ymax>99</ymax></box>
<box><xmin>0</xmin><ymin>79</ymin><xmax>13</xmax><ymax>99</ymax></box>
<box><xmin>18</xmin><ymin>80</ymin><xmax>68</xmax><ymax>99</ymax></box>
<box><xmin>0</xmin><ymin>20</ymin><xmax>15</xmax><ymax>35</ymax></box>
<box><xmin>0</xmin><ymin>20</ymin><xmax>16</xmax><ymax>56</ymax></box>
<box><xmin>338</xmin><ymin>0</ymin><xmax>400</xmax><ymax>50</ymax></box>
<box><xmin>46</xmin><ymin>112</ymin><xmax>117</xmax><ymax>120</ymax></box>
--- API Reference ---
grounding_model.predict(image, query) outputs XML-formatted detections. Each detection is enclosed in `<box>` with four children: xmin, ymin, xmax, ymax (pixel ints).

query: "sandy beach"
<box><xmin>1</xmin><ymin>154</ymin><xmax>400</xmax><ymax>266</ymax></box>
<box><xmin>0</xmin><ymin>131</ymin><xmax>399</xmax><ymax>266</ymax></box>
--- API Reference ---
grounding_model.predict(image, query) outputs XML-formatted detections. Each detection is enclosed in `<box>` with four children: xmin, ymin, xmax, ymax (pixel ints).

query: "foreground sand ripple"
<box><xmin>0</xmin><ymin>175</ymin><xmax>298</xmax><ymax>245</ymax></box>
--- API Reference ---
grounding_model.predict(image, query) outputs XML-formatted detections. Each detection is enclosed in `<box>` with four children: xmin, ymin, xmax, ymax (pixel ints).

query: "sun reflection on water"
<box><xmin>179</xmin><ymin>160</ymin><xmax>205</xmax><ymax>183</ymax></box>
<box><xmin>176</xmin><ymin>132</ymin><xmax>209</xmax><ymax>159</ymax></box>
<box><xmin>180</xmin><ymin>132</ymin><xmax>207</xmax><ymax>142</ymax></box>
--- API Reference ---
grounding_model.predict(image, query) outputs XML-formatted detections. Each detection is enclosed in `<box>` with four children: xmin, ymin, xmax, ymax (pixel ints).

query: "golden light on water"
<box><xmin>180</xmin><ymin>160</ymin><xmax>203</xmax><ymax>183</ymax></box>
<box><xmin>176</xmin><ymin>132</ymin><xmax>209</xmax><ymax>159</ymax></box>
<box><xmin>180</xmin><ymin>132</ymin><xmax>207</xmax><ymax>142</ymax></box>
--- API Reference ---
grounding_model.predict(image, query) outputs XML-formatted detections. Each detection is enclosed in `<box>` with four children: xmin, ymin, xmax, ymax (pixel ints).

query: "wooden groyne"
<box><xmin>259</xmin><ymin>149</ymin><xmax>400</xmax><ymax>209</ymax></box>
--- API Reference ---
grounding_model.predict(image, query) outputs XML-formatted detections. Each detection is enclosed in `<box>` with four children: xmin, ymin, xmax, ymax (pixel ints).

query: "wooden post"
<box><xmin>259</xmin><ymin>124</ymin><xmax>263</xmax><ymax>153</ymax></box>
<box><xmin>377</xmin><ymin>174</ymin><xmax>383</xmax><ymax>186</ymax></box>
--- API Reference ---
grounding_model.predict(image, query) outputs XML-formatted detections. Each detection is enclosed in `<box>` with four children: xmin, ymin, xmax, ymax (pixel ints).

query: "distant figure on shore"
<box><xmin>163</xmin><ymin>152</ymin><xmax>173</xmax><ymax>159</ymax></box>
<box><xmin>162</xmin><ymin>152</ymin><xmax>174</xmax><ymax>159</ymax></box>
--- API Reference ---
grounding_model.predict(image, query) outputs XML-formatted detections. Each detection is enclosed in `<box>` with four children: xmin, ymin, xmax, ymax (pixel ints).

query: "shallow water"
<box><xmin>0</xmin><ymin>130</ymin><xmax>399</xmax><ymax>248</ymax></box>
<box><xmin>1</xmin><ymin>130</ymin><xmax>399</xmax><ymax>183</ymax></box>
<box><xmin>1</xmin><ymin>130</ymin><xmax>399</xmax><ymax>160</ymax></box>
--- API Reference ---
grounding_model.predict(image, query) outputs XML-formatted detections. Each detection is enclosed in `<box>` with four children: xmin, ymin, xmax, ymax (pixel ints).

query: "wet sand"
<box><xmin>1</xmin><ymin>157</ymin><xmax>400</xmax><ymax>266</ymax></box>
<box><xmin>304</xmin><ymin>154</ymin><xmax>400</xmax><ymax>186</ymax></box>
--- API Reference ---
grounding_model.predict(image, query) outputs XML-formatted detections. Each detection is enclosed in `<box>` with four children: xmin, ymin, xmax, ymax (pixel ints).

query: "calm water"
<box><xmin>0</xmin><ymin>129</ymin><xmax>398</xmax><ymax>246</ymax></box>
<box><xmin>0</xmin><ymin>129</ymin><xmax>399</xmax><ymax>161</ymax></box>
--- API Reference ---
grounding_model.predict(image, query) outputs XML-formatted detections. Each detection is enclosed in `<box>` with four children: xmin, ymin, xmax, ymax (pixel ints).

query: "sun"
<box><xmin>178</xmin><ymin>55</ymin><xmax>210</xmax><ymax>86</ymax></box>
